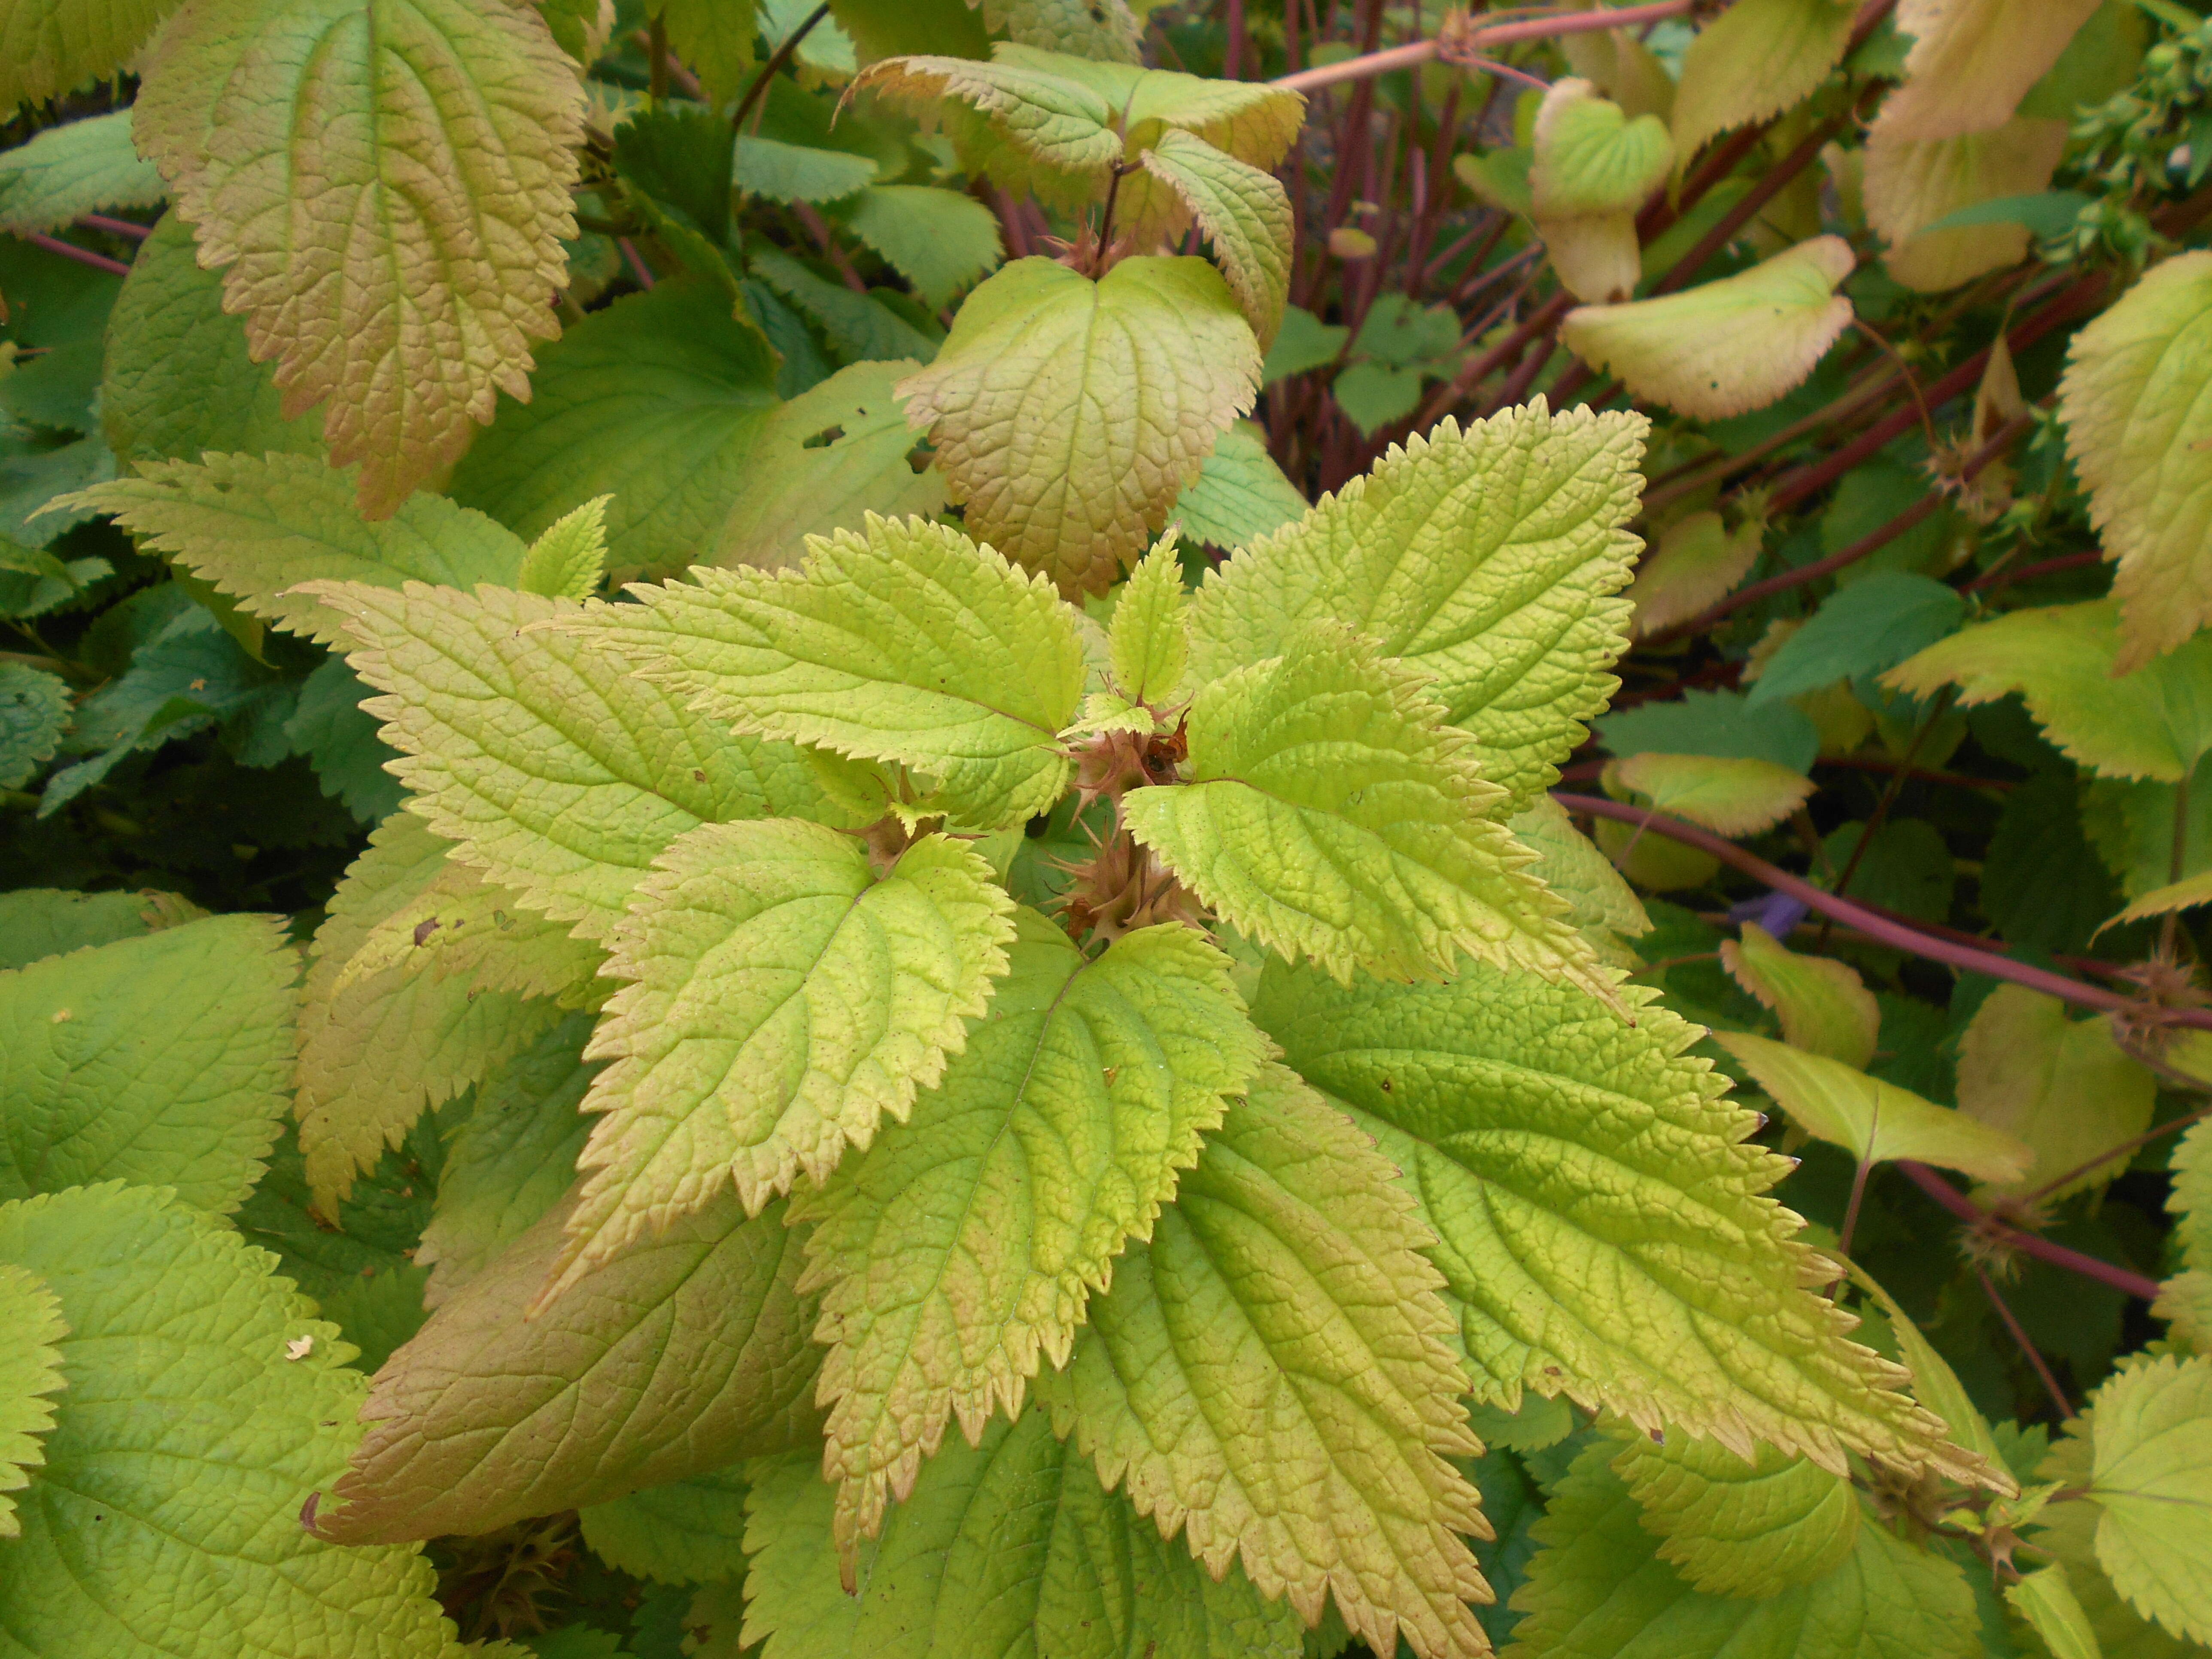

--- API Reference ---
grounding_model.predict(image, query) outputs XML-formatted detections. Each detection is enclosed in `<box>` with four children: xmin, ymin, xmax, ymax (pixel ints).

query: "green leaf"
<box><xmin>1866</xmin><ymin>119</ymin><xmax>2069</xmax><ymax>294</ymax></box>
<box><xmin>1036</xmin><ymin>1063</ymin><xmax>1491</xmax><ymax>1659</ymax></box>
<box><xmin>2059</xmin><ymin>251</ymin><xmax>2212</xmax><ymax>669</ymax></box>
<box><xmin>1531</xmin><ymin>78</ymin><xmax>1673</xmax><ymax>219</ymax></box>
<box><xmin>795</xmin><ymin>912</ymin><xmax>1263</xmax><ymax>1551</ymax></box>
<box><xmin>2174</xmin><ymin>1119</ymin><xmax>2212</xmax><ymax>1272</ymax></box>
<box><xmin>565</xmin><ymin>514</ymin><xmax>1086</xmax><ymax>832</ymax></box>
<box><xmin>329</xmin><ymin>854</ymin><xmax>606</xmax><ymax>1005</ymax></box>
<box><xmin>1189</xmin><ymin>400</ymin><xmax>1647</xmax><ymax>808</ymax></box>
<box><xmin>1671</xmin><ymin>0</ymin><xmax>1858</xmax><ymax>161</ymax></box>
<box><xmin>984</xmin><ymin>0</ymin><xmax>1143</xmax><ymax>61</ymax></box>
<box><xmin>579</xmin><ymin>1466</ymin><xmax>750</xmax><ymax>1586</ymax></box>
<box><xmin>1254</xmin><ymin>959</ymin><xmax>1989</xmax><ymax>1487</ymax></box>
<box><xmin>1167</xmin><ymin>418</ymin><xmax>1309</xmax><ymax>553</ymax></box>
<box><xmin>134</xmin><ymin>0</ymin><xmax>583</xmax><ymax>517</ymax></box>
<box><xmin>64</xmin><ymin>452</ymin><xmax>530</xmax><ymax>646</ymax></box>
<box><xmin>1923</xmin><ymin>188</ymin><xmax>2093</xmax><ymax>237</ymax></box>
<box><xmin>2011</xmin><ymin>1566</ymin><xmax>2109</xmax><ymax>1659</ymax></box>
<box><xmin>1874</xmin><ymin>0</ymin><xmax>2102</xmax><ymax>143</ymax></box>
<box><xmin>1</xmin><ymin>0</ymin><xmax>181</xmax><ymax>111</ymax></box>
<box><xmin>451</xmin><ymin>279</ymin><xmax>783</xmax><ymax>578</ymax></box>
<box><xmin>1125</xmin><ymin>622</ymin><xmax>1613</xmax><ymax>998</ymax></box>
<box><xmin>897</xmin><ymin>255</ymin><xmax>1259</xmax><ymax>596</ymax></box>
<box><xmin>0</xmin><ymin>1261</ymin><xmax>65</xmax><ymax>1539</ymax></box>
<box><xmin>1746</xmin><ymin>572</ymin><xmax>1966</xmax><ymax>708</ymax></box>
<box><xmin>416</xmin><ymin>1011</ymin><xmax>596</xmax><ymax>1307</ymax></box>
<box><xmin>1508</xmin><ymin>793</ymin><xmax>1653</xmax><ymax>961</ymax></box>
<box><xmin>322</xmin><ymin>1185</ymin><xmax>821</xmax><ymax>1544</ymax></box>
<box><xmin>735</xmin><ymin>136</ymin><xmax>878</xmax><ymax>204</ymax></box>
<box><xmin>1261</xmin><ymin>303</ymin><xmax>1349</xmax><ymax>384</ymax></box>
<box><xmin>1626</xmin><ymin>510</ymin><xmax>1762</xmax><ymax>638</ymax></box>
<box><xmin>0</xmin><ymin>913</ymin><xmax>296</xmax><ymax>1212</ymax></box>
<box><xmin>740</xmin><ymin>1408</ymin><xmax>1306</xmax><ymax>1659</ymax></box>
<box><xmin>2028</xmin><ymin>1421</ymin><xmax>2199</xmax><ymax>1659</ymax></box>
<box><xmin>748</xmin><ymin>244</ymin><xmax>941</xmax><ymax>363</ymax></box>
<box><xmin>1884</xmin><ymin>601</ymin><xmax>2212</xmax><ymax>782</ymax></box>
<box><xmin>1598</xmin><ymin>687</ymin><xmax>1822</xmax><ymax>772</ymax></box>
<box><xmin>0</xmin><ymin>886</ymin><xmax>204</xmax><ymax>971</ymax></box>
<box><xmin>548</xmin><ymin>819</ymin><xmax>1014</xmax><ymax>1298</ymax></box>
<box><xmin>1107</xmin><ymin>535</ymin><xmax>1189</xmax><ymax>704</ymax></box>
<box><xmin>1604</xmin><ymin>753</ymin><xmax>1815</xmax><ymax>837</ymax></box>
<box><xmin>709</xmin><ymin>358</ymin><xmax>946</xmax><ymax>570</ymax></box>
<box><xmin>2104</xmin><ymin>868</ymin><xmax>2212</xmax><ymax>932</ymax></box>
<box><xmin>312</xmin><ymin>581</ymin><xmax>846</xmax><ymax>940</ymax></box>
<box><xmin>1955</xmin><ymin>986</ymin><xmax>2154</xmax><ymax>1201</ymax></box>
<box><xmin>0</xmin><ymin>1183</ymin><xmax>460</xmax><ymax>1656</ymax></box>
<box><xmin>98</xmin><ymin>213</ymin><xmax>327</xmax><ymax>467</ymax></box>
<box><xmin>656</xmin><ymin>0</ymin><xmax>756</xmax><ymax>106</ymax></box>
<box><xmin>1137</xmin><ymin>128</ymin><xmax>1292</xmax><ymax>347</ymax></box>
<box><xmin>1721</xmin><ymin>921</ymin><xmax>1880</xmax><ymax>1068</ymax></box>
<box><xmin>518</xmin><ymin>495</ymin><xmax>609</xmax><ymax>602</ymax></box>
<box><xmin>1506</xmin><ymin>1439</ymin><xmax>1981</xmax><ymax>1659</ymax></box>
<box><xmin>231</xmin><ymin>1106</ymin><xmax>443</xmax><ymax>1308</ymax></box>
<box><xmin>1561</xmin><ymin>237</ymin><xmax>1857</xmax><ymax>420</ymax></box>
<box><xmin>1607</xmin><ymin>1424</ymin><xmax>1860</xmax><ymax>1598</ymax></box>
<box><xmin>0</xmin><ymin>111</ymin><xmax>163</xmax><ymax>235</ymax></box>
<box><xmin>1715</xmin><ymin>1031</ymin><xmax>2033</xmax><ymax>1183</ymax></box>
<box><xmin>2084</xmin><ymin>1355</ymin><xmax>2212</xmax><ymax>1643</ymax></box>
<box><xmin>835</xmin><ymin>184</ymin><xmax>1005</xmax><ymax>310</ymax></box>
<box><xmin>0</xmin><ymin>659</ymin><xmax>67</xmax><ymax>788</ymax></box>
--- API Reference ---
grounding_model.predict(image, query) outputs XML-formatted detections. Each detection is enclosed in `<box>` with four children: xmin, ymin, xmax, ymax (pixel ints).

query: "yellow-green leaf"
<box><xmin>2103</xmin><ymin>869</ymin><xmax>2212</xmax><ymax>933</ymax></box>
<box><xmin>1865</xmin><ymin>119</ymin><xmax>2068</xmax><ymax>294</ymax></box>
<box><xmin>0</xmin><ymin>110</ymin><xmax>164</xmax><ymax>235</ymax></box>
<box><xmin>1627</xmin><ymin>509</ymin><xmax>1763</xmax><ymax>638</ymax></box>
<box><xmin>1138</xmin><ymin>128</ymin><xmax>1291</xmax><ymax>348</ymax></box>
<box><xmin>1875</xmin><ymin>0</ymin><xmax>2104</xmax><ymax>142</ymax></box>
<box><xmin>1531</xmin><ymin>78</ymin><xmax>1673</xmax><ymax>219</ymax></box>
<box><xmin>1955</xmin><ymin>985</ymin><xmax>2154</xmax><ymax>1201</ymax></box>
<box><xmin>1671</xmin><ymin>0</ymin><xmax>1857</xmax><ymax>162</ymax></box>
<box><xmin>1607</xmin><ymin>1423</ymin><xmax>1861</xmax><ymax>1598</ymax></box>
<box><xmin>0</xmin><ymin>1262</ymin><xmax>65</xmax><ymax>1540</ymax></box>
<box><xmin>1604</xmin><ymin>752</ymin><xmax>1815</xmax><ymax>836</ymax></box>
<box><xmin>2011</xmin><ymin>1565</ymin><xmax>2110</xmax><ymax>1659</ymax></box>
<box><xmin>1722</xmin><ymin>920</ymin><xmax>1880</xmax><ymax>1068</ymax></box>
<box><xmin>517</xmin><ymin>495</ymin><xmax>609</xmax><ymax>602</ymax></box>
<box><xmin>2085</xmin><ymin>1354</ymin><xmax>2212</xmax><ymax>1644</ymax></box>
<box><xmin>1107</xmin><ymin>533</ymin><xmax>1190</xmax><ymax>705</ymax></box>
<box><xmin>2</xmin><ymin>0</ymin><xmax>181</xmax><ymax>111</ymax></box>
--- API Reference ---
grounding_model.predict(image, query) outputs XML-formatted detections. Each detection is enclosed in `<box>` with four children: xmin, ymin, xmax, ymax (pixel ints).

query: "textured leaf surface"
<box><xmin>987</xmin><ymin>0</ymin><xmax>1142</xmax><ymax>61</ymax></box>
<box><xmin>1562</xmin><ymin>237</ymin><xmax>1856</xmax><ymax>420</ymax></box>
<box><xmin>1036</xmin><ymin>1063</ymin><xmax>1492</xmax><ymax>1659</ymax></box>
<box><xmin>578</xmin><ymin>1466</ymin><xmax>749</xmax><ymax>1586</ymax></box>
<box><xmin>0</xmin><ymin>661</ymin><xmax>68</xmax><ymax>790</ymax></box>
<box><xmin>323</xmin><ymin>1186</ymin><xmax>820</xmax><ymax>1544</ymax></box>
<box><xmin>1531</xmin><ymin>79</ymin><xmax>1672</xmax><ymax>219</ymax></box>
<box><xmin>1107</xmin><ymin>536</ymin><xmax>1189</xmax><ymax>704</ymax></box>
<box><xmin>1191</xmin><ymin>402</ymin><xmax>1645</xmax><ymax>807</ymax></box>
<box><xmin>2059</xmin><ymin>252</ymin><xmax>2212</xmax><ymax>669</ymax></box>
<box><xmin>2086</xmin><ymin>1355</ymin><xmax>2212</xmax><ymax>1643</ymax></box>
<box><xmin>451</xmin><ymin>279</ymin><xmax>783</xmax><ymax>576</ymax></box>
<box><xmin>1865</xmin><ymin>120</ymin><xmax>2068</xmax><ymax>294</ymax></box>
<box><xmin>837</xmin><ymin>184</ymin><xmax>1004</xmax><ymax>310</ymax></box>
<box><xmin>1167</xmin><ymin>418</ymin><xmax>1309</xmax><ymax>553</ymax></box>
<box><xmin>1126</xmin><ymin>623</ymin><xmax>1610</xmax><ymax>998</ymax></box>
<box><xmin>0</xmin><ymin>111</ymin><xmax>163</xmax><ymax>234</ymax></box>
<box><xmin>134</xmin><ymin>0</ymin><xmax>583</xmax><ymax>515</ymax></box>
<box><xmin>330</xmin><ymin>855</ymin><xmax>604</xmax><ymax>1003</ymax></box>
<box><xmin>1876</xmin><ymin>0</ymin><xmax>2103</xmax><ymax>142</ymax></box>
<box><xmin>1255</xmin><ymin>960</ymin><xmax>1984</xmax><ymax>1483</ymax></box>
<box><xmin>1721</xmin><ymin>921</ymin><xmax>1879</xmax><ymax>1068</ymax></box>
<box><xmin>0</xmin><ymin>913</ymin><xmax>295</xmax><ymax>1212</ymax></box>
<box><xmin>1884</xmin><ymin>601</ymin><xmax>2212</xmax><ymax>781</ymax></box>
<box><xmin>1716</xmin><ymin>1032</ymin><xmax>2033</xmax><ymax>1182</ymax></box>
<box><xmin>796</xmin><ymin>913</ymin><xmax>1263</xmax><ymax>1549</ymax></box>
<box><xmin>66</xmin><ymin>452</ymin><xmax>528</xmax><ymax>646</ymax></box>
<box><xmin>519</xmin><ymin>496</ymin><xmax>608</xmax><ymax>602</ymax></box>
<box><xmin>1138</xmin><ymin>128</ymin><xmax>1292</xmax><ymax>347</ymax></box>
<box><xmin>0</xmin><ymin>0</ymin><xmax>179</xmax><ymax>111</ymax></box>
<box><xmin>1608</xmin><ymin>1426</ymin><xmax>1859</xmax><ymax>1598</ymax></box>
<box><xmin>314</xmin><ymin>581</ymin><xmax>842</xmax><ymax>938</ymax></box>
<box><xmin>1956</xmin><ymin>986</ymin><xmax>2153</xmax><ymax>1201</ymax></box>
<box><xmin>1746</xmin><ymin>572</ymin><xmax>1967</xmax><ymax>709</ymax></box>
<box><xmin>0</xmin><ymin>1262</ymin><xmax>64</xmax><ymax>1539</ymax></box>
<box><xmin>1606</xmin><ymin>753</ymin><xmax>1814</xmax><ymax>837</ymax></box>
<box><xmin>2030</xmin><ymin>1422</ymin><xmax>2199</xmax><ymax>1659</ymax></box>
<box><xmin>1508</xmin><ymin>793</ymin><xmax>1651</xmax><ymax>959</ymax></box>
<box><xmin>1671</xmin><ymin>0</ymin><xmax>1856</xmax><ymax>162</ymax></box>
<box><xmin>1504</xmin><ymin>1440</ymin><xmax>1981</xmax><ymax>1659</ymax></box>
<box><xmin>0</xmin><ymin>886</ymin><xmax>205</xmax><ymax>971</ymax></box>
<box><xmin>741</xmin><ymin>1410</ymin><xmax>1306</xmax><ymax>1659</ymax></box>
<box><xmin>898</xmin><ymin>255</ymin><xmax>1259</xmax><ymax>596</ymax></box>
<box><xmin>550</xmin><ymin>820</ymin><xmax>1014</xmax><ymax>1298</ymax></box>
<box><xmin>568</xmin><ymin>514</ymin><xmax>1085</xmax><ymax>830</ymax></box>
<box><xmin>0</xmin><ymin>1184</ymin><xmax>459</xmax><ymax>1657</ymax></box>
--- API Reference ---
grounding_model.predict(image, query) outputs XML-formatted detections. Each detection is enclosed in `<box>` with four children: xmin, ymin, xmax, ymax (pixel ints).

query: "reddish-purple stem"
<box><xmin>1897</xmin><ymin>1163</ymin><xmax>2164</xmax><ymax>1302</ymax></box>
<box><xmin>19</xmin><ymin>231</ymin><xmax>130</xmax><ymax>275</ymax></box>
<box><xmin>75</xmin><ymin>213</ymin><xmax>151</xmax><ymax>241</ymax></box>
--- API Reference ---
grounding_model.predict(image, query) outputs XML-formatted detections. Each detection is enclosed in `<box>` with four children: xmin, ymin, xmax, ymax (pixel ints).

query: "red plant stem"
<box><xmin>18</xmin><ymin>231</ymin><xmax>130</xmax><ymax>275</ymax></box>
<box><xmin>75</xmin><ymin>213</ymin><xmax>150</xmax><ymax>241</ymax></box>
<box><xmin>1896</xmin><ymin>1163</ymin><xmax>2164</xmax><ymax>1302</ymax></box>
<box><xmin>1647</xmin><ymin>116</ymin><xmax>1852</xmax><ymax>298</ymax></box>
<box><xmin>1977</xmin><ymin>1263</ymin><xmax>2074</xmax><ymax>1417</ymax></box>
<box><xmin>617</xmin><ymin>237</ymin><xmax>656</xmax><ymax>289</ymax></box>
<box><xmin>1419</xmin><ymin>289</ymin><xmax>1574</xmax><ymax>426</ymax></box>
<box><xmin>1552</xmin><ymin>793</ymin><xmax>2212</xmax><ymax>1030</ymax></box>
<box><xmin>1967</xmin><ymin>550</ymin><xmax>2101</xmax><ymax>594</ymax></box>
<box><xmin>1271</xmin><ymin>0</ymin><xmax>1698</xmax><ymax>93</ymax></box>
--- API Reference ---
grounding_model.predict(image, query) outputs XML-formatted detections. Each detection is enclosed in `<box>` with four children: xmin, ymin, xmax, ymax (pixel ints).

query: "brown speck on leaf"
<box><xmin>413</xmin><ymin>917</ymin><xmax>441</xmax><ymax>947</ymax></box>
<box><xmin>693</xmin><ymin>769</ymin><xmax>706</xmax><ymax>781</ymax></box>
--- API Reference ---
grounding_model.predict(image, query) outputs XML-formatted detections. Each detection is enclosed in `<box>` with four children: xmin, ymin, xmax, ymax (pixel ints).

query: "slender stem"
<box><xmin>1224</xmin><ymin>0</ymin><xmax>1246</xmax><ymax>79</ymax></box>
<box><xmin>647</xmin><ymin>11</ymin><xmax>668</xmax><ymax>102</ymax></box>
<box><xmin>2018</xmin><ymin>1106</ymin><xmax>2212</xmax><ymax>1208</ymax></box>
<box><xmin>17</xmin><ymin>231</ymin><xmax>129</xmax><ymax>275</ymax></box>
<box><xmin>1553</xmin><ymin>792</ymin><xmax>2212</xmax><ymax>1030</ymax></box>
<box><xmin>1647</xmin><ymin>114</ymin><xmax>1851</xmax><ymax>297</ymax></box>
<box><xmin>1850</xmin><ymin>316</ymin><xmax>1941</xmax><ymax>456</ymax></box>
<box><xmin>733</xmin><ymin>1</ymin><xmax>830</xmax><ymax>131</ymax></box>
<box><xmin>1838</xmin><ymin>1155</ymin><xmax>1875</xmax><ymax>1261</ymax></box>
<box><xmin>1977</xmin><ymin>1264</ymin><xmax>2073</xmax><ymax>1419</ymax></box>
<box><xmin>1966</xmin><ymin>550</ymin><xmax>2100</xmax><ymax>594</ymax></box>
<box><xmin>1896</xmin><ymin>1162</ymin><xmax>2166</xmax><ymax>1301</ymax></box>
<box><xmin>1820</xmin><ymin>687</ymin><xmax>1956</xmax><ymax>946</ymax></box>
<box><xmin>1270</xmin><ymin>0</ymin><xmax>1698</xmax><ymax>93</ymax></box>
<box><xmin>617</xmin><ymin>237</ymin><xmax>656</xmax><ymax>289</ymax></box>
<box><xmin>74</xmin><ymin>213</ymin><xmax>150</xmax><ymax>241</ymax></box>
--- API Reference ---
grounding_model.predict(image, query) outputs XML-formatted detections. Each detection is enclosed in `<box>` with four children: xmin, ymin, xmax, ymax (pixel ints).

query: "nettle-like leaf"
<box><xmin>312</xmin><ymin>580</ymin><xmax>848</xmax><ymax>939</ymax></box>
<box><xmin>0</xmin><ymin>0</ymin><xmax>179</xmax><ymax>110</ymax></box>
<box><xmin>0</xmin><ymin>888</ymin><xmax>207</xmax><ymax>973</ymax></box>
<box><xmin>1255</xmin><ymin>960</ymin><xmax>1990</xmax><ymax>1486</ymax></box>
<box><xmin>796</xmin><ymin>912</ymin><xmax>1263</xmax><ymax>1553</ymax></box>
<box><xmin>329</xmin><ymin>856</ymin><xmax>606</xmax><ymax>1003</ymax></box>
<box><xmin>2084</xmin><ymin>1355</ymin><xmax>2212</xmax><ymax>1643</ymax></box>
<box><xmin>2008</xmin><ymin>1566</ymin><xmax>2105</xmax><ymax>1659</ymax></box>
<box><xmin>0</xmin><ymin>1184</ymin><xmax>461</xmax><ymax>1656</ymax></box>
<box><xmin>1190</xmin><ymin>400</ymin><xmax>1646</xmax><ymax>807</ymax></box>
<box><xmin>547</xmin><ymin>820</ymin><xmax>1015</xmax><ymax>1301</ymax></box>
<box><xmin>1864</xmin><ymin>119</ymin><xmax>2068</xmax><ymax>295</ymax></box>
<box><xmin>565</xmin><ymin>514</ymin><xmax>1087</xmax><ymax>830</ymax></box>
<box><xmin>1507</xmin><ymin>1439</ymin><xmax>1981</xmax><ymax>1659</ymax></box>
<box><xmin>2059</xmin><ymin>252</ymin><xmax>2212</xmax><ymax>670</ymax></box>
<box><xmin>1560</xmin><ymin>237</ymin><xmax>1856</xmax><ymax>420</ymax></box>
<box><xmin>1717</xmin><ymin>1032</ymin><xmax>2033</xmax><ymax>1184</ymax></box>
<box><xmin>578</xmin><ymin>1465</ymin><xmax>750</xmax><ymax>1587</ymax></box>
<box><xmin>1137</xmin><ymin>128</ymin><xmax>1292</xmax><ymax>347</ymax></box>
<box><xmin>835</xmin><ymin>185</ymin><xmax>1006</xmax><ymax>311</ymax></box>
<box><xmin>2029</xmin><ymin>1412</ymin><xmax>2199</xmax><ymax>1659</ymax></box>
<box><xmin>1508</xmin><ymin>793</ymin><xmax>1652</xmax><ymax>961</ymax></box>
<box><xmin>64</xmin><ymin>452</ymin><xmax>529</xmax><ymax>646</ymax></box>
<box><xmin>1035</xmin><ymin>1062</ymin><xmax>1491</xmax><ymax>1659</ymax></box>
<box><xmin>1874</xmin><ymin>0</ymin><xmax>2104</xmax><ymax>142</ymax></box>
<box><xmin>1626</xmin><ymin>510</ymin><xmax>1764</xmax><ymax>638</ymax></box>
<box><xmin>0</xmin><ymin>1262</ymin><xmax>65</xmax><ymax>1539</ymax></box>
<box><xmin>1169</xmin><ymin>417</ymin><xmax>1310</xmax><ymax>554</ymax></box>
<box><xmin>898</xmin><ymin>255</ymin><xmax>1260</xmax><ymax>596</ymax></box>
<box><xmin>0</xmin><ymin>661</ymin><xmax>69</xmax><ymax>790</ymax></box>
<box><xmin>0</xmin><ymin>110</ymin><xmax>164</xmax><ymax>235</ymax></box>
<box><xmin>741</xmin><ymin>1408</ymin><xmax>1306</xmax><ymax>1659</ymax></box>
<box><xmin>518</xmin><ymin>496</ymin><xmax>609</xmax><ymax>603</ymax></box>
<box><xmin>1955</xmin><ymin>985</ymin><xmax>2154</xmax><ymax>1201</ymax></box>
<box><xmin>1670</xmin><ymin>0</ymin><xmax>1857</xmax><ymax>162</ymax></box>
<box><xmin>1606</xmin><ymin>1421</ymin><xmax>1860</xmax><ymax>1598</ymax></box>
<box><xmin>134</xmin><ymin>0</ymin><xmax>583</xmax><ymax>517</ymax></box>
<box><xmin>1107</xmin><ymin>535</ymin><xmax>1190</xmax><ymax>705</ymax></box>
<box><xmin>985</xmin><ymin>0</ymin><xmax>1144</xmax><ymax>63</ymax></box>
<box><xmin>324</xmin><ymin>1185</ymin><xmax>820</xmax><ymax>1544</ymax></box>
<box><xmin>1884</xmin><ymin>600</ymin><xmax>2212</xmax><ymax>781</ymax></box>
<box><xmin>1126</xmin><ymin>622</ymin><xmax>1613</xmax><ymax>999</ymax></box>
<box><xmin>1720</xmin><ymin>921</ymin><xmax>1880</xmax><ymax>1069</ymax></box>
<box><xmin>0</xmin><ymin>913</ymin><xmax>296</xmax><ymax>1212</ymax></box>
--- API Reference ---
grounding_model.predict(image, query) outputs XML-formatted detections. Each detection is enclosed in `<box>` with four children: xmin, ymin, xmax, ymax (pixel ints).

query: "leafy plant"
<box><xmin>10</xmin><ymin>0</ymin><xmax>2212</xmax><ymax>1656</ymax></box>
